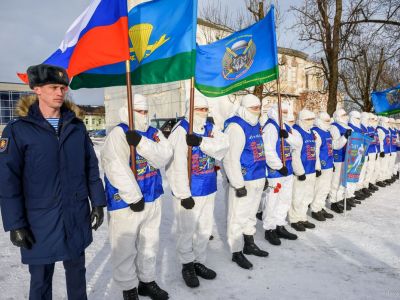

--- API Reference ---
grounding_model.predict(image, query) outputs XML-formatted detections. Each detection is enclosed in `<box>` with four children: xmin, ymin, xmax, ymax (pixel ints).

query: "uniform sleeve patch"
<box><xmin>0</xmin><ymin>138</ymin><xmax>9</xmax><ymax>153</ymax></box>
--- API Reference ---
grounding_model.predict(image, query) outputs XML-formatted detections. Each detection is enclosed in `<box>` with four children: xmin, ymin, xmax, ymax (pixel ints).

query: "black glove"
<box><xmin>186</xmin><ymin>134</ymin><xmax>202</xmax><ymax>147</ymax></box>
<box><xmin>379</xmin><ymin>152</ymin><xmax>385</xmax><ymax>158</ymax></box>
<box><xmin>279</xmin><ymin>129</ymin><xmax>289</xmax><ymax>139</ymax></box>
<box><xmin>125</xmin><ymin>130</ymin><xmax>142</xmax><ymax>147</ymax></box>
<box><xmin>263</xmin><ymin>178</ymin><xmax>269</xmax><ymax>191</ymax></box>
<box><xmin>278</xmin><ymin>166</ymin><xmax>289</xmax><ymax>176</ymax></box>
<box><xmin>298</xmin><ymin>174</ymin><xmax>306</xmax><ymax>181</ymax></box>
<box><xmin>91</xmin><ymin>206</ymin><xmax>104</xmax><ymax>230</ymax></box>
<box><xmin>10</xmin><ymin>228</ymin><xmax>35</xmax><ymax>250</ymax></box>
<box><xmin>235</xmin><ymin>186</ymin><xmax>247</xmax><ymax>198</ymax></box>
<box><xmin>344</xmin><ymin>129</ymin><xmax>352</xmax><ymax>139</ymax></box>
<box><xmin>129</xmin><ymin>198</ymin><xmax>145</xmax><ymax>212</ymax></box>
<box><xmin>316</xmin><ymin>170</ymin><xmax>322</xmax><ymax>177</ymax></box>
<box><xmin>181</xmin><ymin>197</ymin><xmax>195</xmax><ymax>209</ymax></box>
<box><xmin>333</xmin><ymin>165</ymin><xmax>336</xmax><ymax>172</ymax></box>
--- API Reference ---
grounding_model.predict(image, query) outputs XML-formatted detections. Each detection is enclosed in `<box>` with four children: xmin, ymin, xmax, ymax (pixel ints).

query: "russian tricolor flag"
<box><xmin>18</xmin><ymin>0</ymin><xmax>129</xmax><ymax>83</ymax></box>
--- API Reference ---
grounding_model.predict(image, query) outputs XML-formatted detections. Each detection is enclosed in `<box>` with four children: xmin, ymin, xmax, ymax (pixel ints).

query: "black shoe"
<box><xmin>384</xmin><ymin>179</ymin><xmax>392</xmax><ymax>185</ymax></box>
<box><xmin>232</xmin><ymin>251</ymin><xmax>253</xmax><ymax>269</ymax></box>
<box><xmin>311</xmin><ymin>210</ymin><xmax>326</xmax><ymax>221</ymax></box>
<box><xmin>347</xmin><ymin>198</ymin><xmax>357</xmax><ymax>207</ymax></box>
<box><xmin>138</xmin><ymin>281</ymin><xmax>169</xmax><ymax>300</ymax></box>
<box><xmin>301</xmin><ymin>221</ymin><xmax>316</xmax><ymax>229</ymax></box>
<box><xmin>321</xmin><ymin>209</ymin><xmax>334</xmax><ymax>219</ymax></box>
<box><xmin>194</xmin><ymin>263</ymin><xmax>216</xmax><ymax>280</ymax></box>
<box><xmin>265</xmin><ymin>229</ymin><xmax>281</xmax><ymax>245</ymax></box>
<box><xmin>330</xmin><ymin>203</ymin><xmax>343</xmax><ymax>214</ymax></box>
<box><xmin>276</xmin><ymin>226</ymin><xmax>298</xmax><ymax>240</ymax></box>
<box><xmin>376</xmin><ymin>181</ymin><xmax>386</xmax><ymax>187</ymax></box>
<box><xmin>369</xmin><ymin>183</ymin><xmax>379</xmax><ymax>191</ymax></box>
<box><xmin>256</xmin><ymin>211</ymin><xmax>263</xmax><ymax>221</ymax></box>
<box><xmin>291</xmin><ymin>222</ymin><xmax>306</xmax><ymax>231</ymax></box>
<box><xmin>243</xmin><ymin>235</ymin><xmax>269</xmax><ymax>256</ymax></box>
<box><xmin>354</xmin><ymin>192</ymin><xmax>366</xmax><ymax>200</ymax></box>
<box><xmin>182</xmin><ymin>262</ymin><xmax>200</xmax><ymax>288</ymax></box>
<box><xmin>339</xmin><ymin>200</ymin><xmax>352</xmax><ymax>210</ymax></box>
<box><xmin>397</xmin><ymin>172</ymin><xmax>399</xmax><ymax>179</ymax></box>
<box><xmin>209</xmin><ymin>235</ymin><xmax>214</xmax><ymax>240</ymax></box>
<box><xmin>123</xmin><ymin>288</ymin><xmax>139</xmax><ymax>300</ymax></box>
<box><xmin>361</xmin><ymin>188</ymin><xmax>372</xmax><ymax>196</ymax></box>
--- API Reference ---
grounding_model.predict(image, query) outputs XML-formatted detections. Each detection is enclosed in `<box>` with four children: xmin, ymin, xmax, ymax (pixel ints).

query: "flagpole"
<box><xmin>125</xmin><ymin>60</ymin><xmax>137</xmax><ymax>177</ymax></box>
<box><xmin>276</xmin><ymin>76</ymin><xmax>286</xmax><ymax>166</ymax></box>
<box><xmin>187</xmin><ymin>77</ymin><xmax>195</xmax><ymax>185</ymax></box>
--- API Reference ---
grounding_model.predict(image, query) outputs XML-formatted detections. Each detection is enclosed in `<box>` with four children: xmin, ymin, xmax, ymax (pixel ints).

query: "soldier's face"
<box><xmin>35</xmin><ymin>84</ymin><xmax>67</xmax><ymax>109</ymax></box>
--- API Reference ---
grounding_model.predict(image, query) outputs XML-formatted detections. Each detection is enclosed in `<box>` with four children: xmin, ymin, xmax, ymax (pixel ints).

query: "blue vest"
<box><xmin>177</xmin><ymin>119</ymin><xmax>217</xmax><ymax>197</ymax></box>
<box><xmin>105</xmin><ymin>124</ymin><xmax>164</xmax><ymax>211</ymax></box>
<box><xmin>224</xmin><ymin>116</ymin><xmax>266</xmax><ymax>181</ymax></box>
<box><xmin>263</xmin><ymin>119</ymin><xmax>293</xmax><ymax>178</ymax></box>
<box><xmin>397</xmin><ymin>129</ymin><xmax>400</xmax><ymax>152</ymax></box>
<box><xmin>312</xmin><ymin>127</ymin><xmax>333</xmax><ymax>170</ymax></box>
<box><xmin>293</xmin><ymin>125</ymin><xmax>316</xmax><ymax>174</ymax></box>
<box><xmin>373</xmin><ymin>127</ymin><xmax>381</xmax><ymax>153</ymax></box>
<box><xmin>348</xmin><ymin>123</ymin><xmax>362</xmax><ymax>133</ymax></box>
<box><xmin>367</xmin><ymin>126</ymin><xmax>378</xmax><ymax>154</ymax></box>
<box><xmin>332</xmin><ymin>122</ymin><xmax>347</xmax><ymax>163</ymax></box>
<box><xmin>389</xmin><ymin>128</ymin><xmax>397</xmax><ymax>153</ymax></box>
<box><xmin>377</xmin><ymin>126</ymin><xmax>391</xmax><ymax>154</ymax></box>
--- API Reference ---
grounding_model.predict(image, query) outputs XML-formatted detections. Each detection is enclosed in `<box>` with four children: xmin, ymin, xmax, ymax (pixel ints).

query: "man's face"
<box><xmin>34</xmin><ymin>84</ymin><xmax>68</xmax><ymax>109</ymax></box>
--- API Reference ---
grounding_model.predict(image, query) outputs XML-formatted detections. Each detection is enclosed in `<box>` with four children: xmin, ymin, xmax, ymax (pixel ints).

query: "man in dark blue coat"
<box><xmin>0</xmin><ymin>64</ymin><xmax>106</xmax><ymax>300</ymax></box>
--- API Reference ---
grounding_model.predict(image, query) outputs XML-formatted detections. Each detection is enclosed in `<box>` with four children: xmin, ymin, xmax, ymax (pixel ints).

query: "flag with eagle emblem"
<box><xmin>195</xmin><ymin>5</ymin><xmax>278</xmax><ymax>97</ymax></box>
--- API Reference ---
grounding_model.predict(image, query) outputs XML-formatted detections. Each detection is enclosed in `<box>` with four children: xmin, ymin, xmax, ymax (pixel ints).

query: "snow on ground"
<box><xmin>1</xmin><ymin>142</ymin><xmax>400</xmax><ymax>299</ymax></box>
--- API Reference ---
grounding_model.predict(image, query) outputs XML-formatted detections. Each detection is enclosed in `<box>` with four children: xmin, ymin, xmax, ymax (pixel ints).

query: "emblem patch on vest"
<box><xmin>0</xmin><ymin>138</ymin><xmax>9</xmax><ymax>154</ymax></box>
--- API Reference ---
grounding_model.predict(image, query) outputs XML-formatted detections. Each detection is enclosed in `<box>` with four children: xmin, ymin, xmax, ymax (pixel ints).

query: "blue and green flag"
<box><xmin>371</xmin><ymin>84</ymin><xmax>400</xmax><ymax>116</ymax></box>
<box><xmin>70</xmin><ymin>0</ymin><xmax>197</xmax><ymax>89</ymax></box>
<box><xmin>195</xmin><ymin>6</ymin><xmax>278</xmax><ymax>97</ymax></box>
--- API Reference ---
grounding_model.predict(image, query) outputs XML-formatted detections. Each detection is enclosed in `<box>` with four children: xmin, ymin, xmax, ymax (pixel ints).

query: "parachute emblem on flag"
<box><xmin>129</xmin><ymin>23</ymin><xmax>170</xmax><ymax>63</ymax></box>
<box><xmin>387</xmin><ymin>89</ymin><xmax>400</xmax><ymax>105</ymax></box>
<box><xmin>222</xmin><ymin>36</ymin><xmax>256</xmax><ymax>80</ymax></box>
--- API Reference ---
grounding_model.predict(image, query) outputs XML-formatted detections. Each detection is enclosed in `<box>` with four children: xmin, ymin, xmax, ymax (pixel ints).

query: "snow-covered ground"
<box><xmin>1</xmin><ymin>142</ymin><xmax>400</xmax><ymax>299</ymax></box>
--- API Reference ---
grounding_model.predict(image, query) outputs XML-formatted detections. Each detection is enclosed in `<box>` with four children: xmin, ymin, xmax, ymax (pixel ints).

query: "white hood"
<box><xmin>333</xmin><ymin>108</ymin><xmax>349</xmax><ymax>127</ymax></box>
<box><xmin>360</xmin><ymin>112</ymin><xmax>369</xmax><ymax>128</ymax></box>
<box><xmin>237</xmin><ymin>94</ymin><xmax>261</xmax><ymax>126</ymax></box>
<box><xmin>118</xmin><ymin>94</ymin><xmax>149</xmax><ymax>132</ymax></box>
<box><xmin>315</xmin><ymin>111</ymin><xmax>331</xmax><ymax>131</ymax></box>
<box><xmin>297</xmin><ymin>109</ymin><xmax>315</xmax><ymax>131</ymax></box>
<box><xmin>349</xmin><ymin>110</ymin><xmax>361</xmax><ymax>128</ymax></box>
<box><xmin>185</xmin><ymin>95</ymin><xmax>209</xmax><ymax>132</ymax></box>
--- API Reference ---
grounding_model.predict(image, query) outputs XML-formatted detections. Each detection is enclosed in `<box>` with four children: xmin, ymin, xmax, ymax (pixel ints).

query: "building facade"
<box><xmin>78</xmin><ymin>105</ymin><xmax>106</xmax><ymax>131</ymax></box>
<box><xmin>0</xmin><ymin>82</ymin><xmax>33</xmax><ymax>134</ymax></box>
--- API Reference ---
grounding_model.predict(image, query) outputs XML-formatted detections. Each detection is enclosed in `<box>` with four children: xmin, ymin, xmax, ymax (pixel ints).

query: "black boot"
<box><xmin>138</xmin><ymin>281</ymin><xmax>169</xmax><ymax>300</ymax></box>
<box><xmin>311</xmin><ymin>210</ymin><xmax>326</xmax><ymax>221</ymax></box>
<box><xmin>182</xmin><ymin>262</ymin><xmax>200</xmax><ymax>288</ymax></box>
<box><xmin>339</xmin><ymin>200</ymin><xmax>352</xmax><ymax>210</ymax></box>
<box><xmin>369</xmin><ymin>183</ymin><xmax>379</xmax><ymax>191</ymax></box>
<box><xmin>360</xmin><ymin>188</ymin><xmax>371</xmax><ymax>198</ymax></box>
<box><xmin>232</xmin><ymin>251</ymin><xmax>253</xmax><ymax>269</ymax></box>
<box><xmin>243</xmin><ymin>235</ymin><xmax>269</xmax><ymax>256</ymax></box>
<box><xmin>321</xmin><ymin>209</ymin><xmax>334</xmax><ymax>219</ymax></box>
<box><xmin>330</xmin><ymin>202</ymin><xmax>343</xmax><ymax>214</ymax></box>
<box><xmin>397</xmin><ymin>171</ymin><xmax>399</xmax><ymax>179</ymax></box>
<box><xmin>276</xmin><ymin>226</ymin><xmax>298</xmax><ymax>240</ymax></box>
<box><xmin>291</xmin><ymin>222</ymin><xmax>306</xmax><ymax>231</ymax></box>
<box><xmin>384</xmin><ymin>179</ymin><xmax>392</xmax><ymax>185</ymax></box>
<box><xmin>376</xmin><ymin>181</ymin><xmax>386</xmax><ymax>187</ymax></box>
<box><xmin>302</xmin><ymin>221</ymin><xmax>316</xmax><ymax>229</ymax></box>
<box><xmin>347</xmin><ymin>198</ymin><xmax>357</xmax><ymax>207</ymax></box>
<box><xmin>354</xmin><ymin>191</ymin><xmax>366</xmax><ymax>200</ymax></box>
<box><xmin>265</xmin><ymin>229</ymin><xmax>281</xmax><ymax>245</ymax></box>
<box><xmin>123</xmin><ymin>288</ymin><xmax>139</xmax><ymax>300</ymax></box>
<box><xmin>256</xmin><ymin>211</ymin><xmax>263</xmax><ymax>221</ymax></box>
<box><xmin>194</xmin><ymin>263</ymin><xmax>216</xmax><ymax>280</ymax></box>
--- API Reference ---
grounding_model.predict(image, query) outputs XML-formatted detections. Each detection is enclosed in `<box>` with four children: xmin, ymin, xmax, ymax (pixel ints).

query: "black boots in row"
<box><xmin>123</xmin><ymin>281</ymin><xmax>169</xmax><ymax>300</ymax></box>
<box><xmin>182</xmin><ymin>262</ymin><xmax>217</xmax><ymax>288</ymax></box>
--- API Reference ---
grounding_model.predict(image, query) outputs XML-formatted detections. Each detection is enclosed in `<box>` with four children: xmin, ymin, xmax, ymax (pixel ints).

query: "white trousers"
<box><xmin>174</xmin><ymin>194</ymin><xmax>215</xmax><ymax>264</ymax></box>
<box><xmin>329</xmin><ymin>162</ymin><xmax>346</xmax><ymax>203</ymax></box>
<box><xmin>289</xmin><ymin>173</ymin><xmax>316</xmax><ymax>223</ymax></box>
<box><xmin>261</xmin><ymin>176</ymin><xmax>293</xmax><ymax>230</ymax></box>
<box><xmin>356</xmin><ymin>158</ymin><xmax>368</xmax><ymax>191</ymax></box>
<box><xmin>389</xmin><ymin>152</ymin><xmax>397</xmax><ymax>175</ymax></box>
<box><xmin>109</xmin><ymin>200</ymin><xmax>162</xmax><ymax>290</ymax></box>
<box><xmin>364</xmin><ymin>153</ymin><xmax>377</xmax><ymax>187</ymax></box>
<box><xmin>311</xmin><ymin>168</ymin><xmax>333</xmax><ymax>213</ymax></box>
<box><xmin>378</xmin><ymin>155</ymin><xmax>390</xmax><ymax>181</ymax></box>
<box><xmin>227</xmin><ymin>178</ymin><xmax>265</xmax><ymax>253</ymax></box>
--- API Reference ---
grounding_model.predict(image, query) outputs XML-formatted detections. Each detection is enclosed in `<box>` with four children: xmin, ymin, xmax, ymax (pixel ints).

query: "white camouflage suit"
<box><xmin>288</xmin><ymin>109</ymin><xmax>319</xmax><ymax>224</ymax></box>
<box><xmin>101</xmin><ymin>95</ymin><xmax>173</xmax><ymax>291</ymax></box>
<box><xmin>377</xmin><ymin>117</ymin><xmax>391</xmax><ymax>181</ymax></box>
<box><xmin>166</xmin><ymin>96</ymin><xmax>229</xmax><ymax>264</ymax></box>
<box><xmin>223</xmin><ymin>95</ymin><xmax>266</xmax><ymax>253</ymax></box>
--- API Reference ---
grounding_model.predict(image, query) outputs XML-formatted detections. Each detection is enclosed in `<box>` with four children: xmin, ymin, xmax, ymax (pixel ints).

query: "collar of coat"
<box><xmin>15</xmin><ymin>94</ymin><xmax>84</xmax><ymax>124</ymax></box>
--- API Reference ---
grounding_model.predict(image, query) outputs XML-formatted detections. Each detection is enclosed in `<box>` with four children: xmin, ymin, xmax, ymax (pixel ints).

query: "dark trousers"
<box><xmin>28</xmin><ymin>254</ymin><xmax>87</xmax><ymax>300</ymax></box>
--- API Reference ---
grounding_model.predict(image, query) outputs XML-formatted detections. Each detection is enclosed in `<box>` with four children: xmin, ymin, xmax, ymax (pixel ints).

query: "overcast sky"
<box><xmin>0</xmin><ymin>0</ymin><xmax>308</xmax><ymax>105</ymax></box>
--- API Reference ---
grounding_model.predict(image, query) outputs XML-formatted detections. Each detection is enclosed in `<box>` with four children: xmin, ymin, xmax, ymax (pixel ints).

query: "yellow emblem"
<box><xmin>58</xmin><ymin>71</ymin><xmax>64</xmax><ymax>78</ymax></box>
<box><xmin>129</xmin><ymin>23</ymin><xmax>170</xmax><ymax>63</ymax></box>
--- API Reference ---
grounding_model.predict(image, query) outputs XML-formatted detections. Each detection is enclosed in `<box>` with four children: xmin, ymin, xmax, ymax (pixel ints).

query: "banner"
<box><xmin>195</xmin><ymin>5</ymin><xmax>278</xmax><ymax>97</ymax></box>
<box><xmin>70</xmin><ymin>0</ymin><xmax>197</xmax><ymax>89</ymax></box>
<box><xmin>341</xmin><ymin>132</ymin><xmax>374</xmax><ymax>187</ymax></box>
<box><xmin>371</xmin><ymin>84</ymin><xmax>400</xmax><ymax>116</ymax></box>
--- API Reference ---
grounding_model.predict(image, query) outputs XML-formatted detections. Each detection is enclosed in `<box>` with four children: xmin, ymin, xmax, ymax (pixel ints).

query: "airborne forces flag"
<box><xmin>195</xmin><ymin>5</ymin><xmax>279</xmax><ymax>97</ymax></box>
